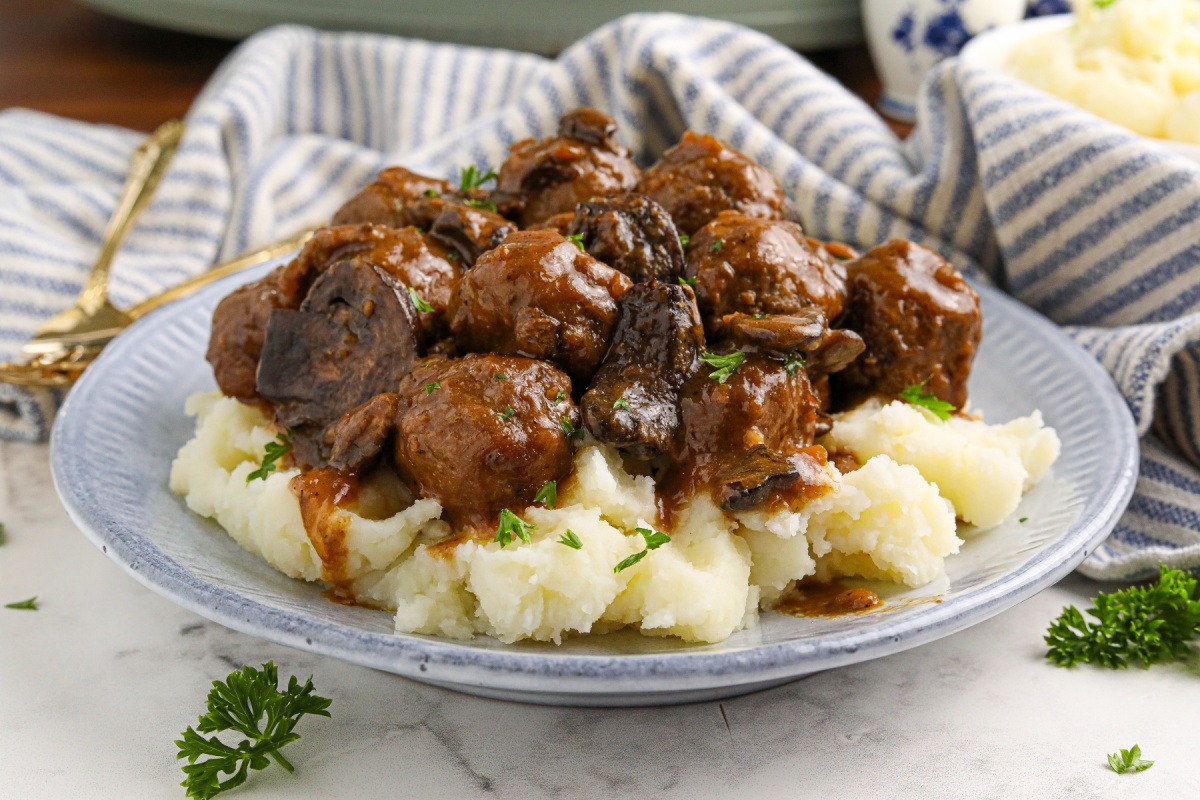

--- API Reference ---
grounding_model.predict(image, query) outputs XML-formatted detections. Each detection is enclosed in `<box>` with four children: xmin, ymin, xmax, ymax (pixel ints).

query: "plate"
<box><xmin>51</xmin><ymin>258</ymin><xmax>1138</xmax><ymax>706</ymax></box>
<box><xmin>959</xmin><ymin>15</ymin><xmax>1200</xmax><ymax>164</ymax></box>
<box><xmin>78</xmin><ymin>0</ymin><xmax>863</xmax><ymax>53</ymax></box>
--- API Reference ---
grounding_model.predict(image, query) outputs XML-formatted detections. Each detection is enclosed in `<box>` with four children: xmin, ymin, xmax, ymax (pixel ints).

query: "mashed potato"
<box><xmin>1007</xmin><ymin>0</ymin><xmax>1200</xmax><ymax>143</ymax></box>
<box><xmin>171</xmin><ymin>392</ymin><xmax>1058</xmax><ymax>645</ymax></box>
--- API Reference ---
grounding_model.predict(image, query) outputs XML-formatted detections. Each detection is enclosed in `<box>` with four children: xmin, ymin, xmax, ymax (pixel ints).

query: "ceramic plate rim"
<box><xmin>50</xmin><ymin>260</ymin><xmax>1139</xmax><ymax>697</ymax></box>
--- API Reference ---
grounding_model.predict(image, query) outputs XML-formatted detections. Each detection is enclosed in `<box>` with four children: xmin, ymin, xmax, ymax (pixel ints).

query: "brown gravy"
<box><xmin>291</xmin><ymin>467</ymin><xmax>360</xmax><ymax>586</ymax></box>
<box><xmin>777</xmin><ymin>579</ymin><xmax>882</xmax><ymax>618</ymax></box>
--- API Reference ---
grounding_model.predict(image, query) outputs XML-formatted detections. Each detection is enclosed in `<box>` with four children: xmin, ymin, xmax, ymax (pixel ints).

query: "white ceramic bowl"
<box><xmin>959</xmin><ymin>15</ymin><xmax>1200</xmax><ymax>164</ymax></box>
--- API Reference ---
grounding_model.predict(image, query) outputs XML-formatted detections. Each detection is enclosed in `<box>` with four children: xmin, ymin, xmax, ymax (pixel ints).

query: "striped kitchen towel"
<box><xmin>1</xmin><ymin>14</ymin><xmax>1198</xmax><ymax>581</ymax></box>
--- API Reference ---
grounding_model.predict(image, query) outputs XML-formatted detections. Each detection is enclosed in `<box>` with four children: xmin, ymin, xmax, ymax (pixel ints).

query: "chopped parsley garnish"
<box><xmin>1094</xmin><ymin>0</ymin><xmax>1118</xmax><ymax>8</ymax></box>
<box><xmin>246</xmin><ymin>434</ymin><xmax>291</xmax><ymax>483</ymax></box>
<box><xmin>1107</xmin><ymin>744</ymin><xmax>1153</xmax><ymax>775</ymax></box>
<box><xmin>709</xmin><ymin>238</ymin><xmax>724</xmax><ymax>253</ymax></box>
<box><xmin>565</xmin><ymin>233</ymin><xmax>586</xmax><ymax>252</ymax></box>
<box><xmin>5</xmin><ymin>596</ymin><xmax>37</xmax><ymax>611</ymax></box>
<box><xmin>613</xmin><ymin>398</ymin><xmax>630</xmax><ymax>411</ymax></box>
<box><xmin>554</xmin><ymin>390</ymin><xmax>566</xmax><ymax>403</ymax></box>
<box><xmin>558</xmin><ymin>530</ymin><xmax>583</xmax><ymax>550</ymax></box>
<box><xmin>175</xmin><ymin>661</ymin><xmax>331</xmax><ymax>800</ymax></box>
<box><xmin>0</xmin><ymin>522</ymin><xmax>6</xmax><ymax>546</ymax></box>
<box><xmin>425</xmin><ymin>382</ymin><xmax>440</xmax><ymax>395</ymax></box>
<box><xmin>407</xmin><ymin>287</ymin><xmax>434</xmax><ymax>313</ymax></box>
<box><xmin>700</xmin><ymin>351</ymin><xmax>745</xmax><ymax>384</ymax></box>
<box><xmin>494</xmin><ymin>509</ymin><xmax>536</xmax><ymax>548</ymax></box>
<box><xmin>494</xmin><ymin>372</ymin><xmax>508</xmax><ymax>381</ymax></box>
<box><xmin>458</xmin><ymin>165</ymin><xmax>497</xmax><ymax>192</ymax></box>
<box><xmin>499</xmin><ymin>405</ymin><xmax>517</xmax><ymax>421</ymax></box>
<box><xmin>678</xmin><ymin>276</ymin><xmax>696</xmax><ymax>288</ymax></box>
<box><xmin>1019</xmin><ymin>516</ymin><xmax>1029</xmax><ymax>523</ymax></box>
<box><xmin>784</xmin><ymin>353</ymin><xmax>805</xmax><ymax>376</ymax></box>
<box><xmin>446</xmin><ymin>250</ymin><xmax>460</xmax><ymax>261</ymax></box>
<box><xmin>465</xmin><ymin>198</ymin><xmax>498</xmax><ymax>212</ymax></box>
<box><xmin>423</xmin><ymin>188</ymin><xmax>440</xmax><ymax>197</ymax></box>
<box><xmin>678</xmin><ymin>234</ymin><xmax>689</xmax><ymax>247</ymax></box>
<box><xmin>560</xmin><ymin>418</ymin><xmax>583</xmax><ymax>439</ymax></box>
<box><xmin>614</xmin><ymin>527</ymin><xmax>671</xmax><ymax>573</ymax></box>
<box><xmin>753</xmin><ymin>313</ymin><xmax>766</xmax><ymax>319</ymax></box>
<box><xmin>533</xmin><ymin>481</ymin><xmax>557</xmax><ymax>509</ymax></box>
<box><xmin>1045</xmin><ymin>565</ymin><xmax>1200</xmax><ymax>669</ymax></box>
<box><xmin>899</xmin><ymin>382</ymin><xmax>955</xmax><ymax>421</ymax></box>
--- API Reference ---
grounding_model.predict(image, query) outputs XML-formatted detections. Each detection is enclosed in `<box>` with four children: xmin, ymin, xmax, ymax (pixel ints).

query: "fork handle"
<box><xmin>79</xmin><ymin>119</ymin><xmax>185</xmax><ymax>314</ymax></box>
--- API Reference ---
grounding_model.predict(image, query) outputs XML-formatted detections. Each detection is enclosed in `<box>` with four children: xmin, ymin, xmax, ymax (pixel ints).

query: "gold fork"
<box><xmin>0</xmin><ymin>229</ymin><xmax>312</xmax><ymax>388</ymax></box>
<box><xmin>22</xmin><ymin>119</ymin><xmax>185</xmax><ymax>357</ymax></box>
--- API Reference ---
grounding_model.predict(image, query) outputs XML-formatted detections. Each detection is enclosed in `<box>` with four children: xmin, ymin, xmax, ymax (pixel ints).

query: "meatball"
<box><xmin>581</xmin><ymin>281</ymin><xmax>705</xmax><ymax>460</ymax></box>
<box><xmin>669</xmin><ymin>350</ymin><xmax>826</xmax><ymax>513</ymax></box>
<box><xmin>206</xmin><ymin>265</ymin><xmax>307</xmax><ymax>402</ymax></box>
<box><xmin>686</xmin><ymin>211</ymin><xmax>847</xmax><ymax>329</ymax></box>
<box><xmin>331</xmin><ymin>166</ymin><xmax>454</xmax><ymax>228</ymax></box>
<box><xmin>450</xmin><ymin>229</ymin><xmax>632</xmax><ymax>382</ymax></box>
<box><xmin>495</xmin><ymin>108</ymin><xmax>641</xmax><ymax>227</ymax></box>
<box><xmin>635</xmin><ymin>131</ymin><xmax>786</xmax><ymax>235</ymax></box>
<box><xmin>566</xmin><ymin>193</ymin><xmax>685</xmax><ymax>284</ymax></box>
<box><xmin>833</xmin><ymin>240</ymin><xmax>982</xmax><ymax>410</ymax></box>
<box><xmin>256</xmin><ymin>259</ymin><xmax>420</xmax><ymax>468</ymax></box>
<box><xmin>393</xmin><ymin>355</ymin><xmax>580</xmax><ymax>526</ymax></box>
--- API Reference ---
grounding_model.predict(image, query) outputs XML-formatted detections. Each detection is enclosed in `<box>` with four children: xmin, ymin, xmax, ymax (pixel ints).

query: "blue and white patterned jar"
<box><xmin>863</xmin><ymin>0</ymin><xmax>1026</xmax><ymax>122</ymax></box>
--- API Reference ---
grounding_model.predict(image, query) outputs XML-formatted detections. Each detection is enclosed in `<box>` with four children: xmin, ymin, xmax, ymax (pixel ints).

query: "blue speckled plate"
<box><xmin>51</xmin><ymin>258</ymin><xmax>1138</xmax><ymax>706</ymax></box>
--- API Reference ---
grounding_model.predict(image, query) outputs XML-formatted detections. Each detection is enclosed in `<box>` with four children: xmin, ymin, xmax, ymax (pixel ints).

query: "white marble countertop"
<box><xmin>2</xmin><ymin>437</ymin><xmax>1198</xmax><ymax>799</ymax></box>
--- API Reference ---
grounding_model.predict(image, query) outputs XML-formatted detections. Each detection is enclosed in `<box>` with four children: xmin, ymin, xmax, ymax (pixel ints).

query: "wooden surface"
<box><xmin>0</xmin><ymin>0</ymin><xmax>909</xmax><ymax>136</ymax></box>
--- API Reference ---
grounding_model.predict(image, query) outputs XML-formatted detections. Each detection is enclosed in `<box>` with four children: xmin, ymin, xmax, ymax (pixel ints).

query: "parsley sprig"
<box><xmin>700</xmin><ymin>351</ymin><xmax>745</xmax><ymax>384</ymax></box>
<box><xmin>899</xmin><ymin>381</ymin><xmax>955</xmax><ymax>421</ymax></box>
<box><xmin>1045</xmin><ymin>565</ymin><xmax>1200</xmax><ymax>669</ymax></box>
<box><xmin>1107</xmin><ymin>744</ymin><xmax>1153</xmax><ymax>775</ymax></box>
<box><xmin>175</xmin><ymin>662</ymin><xmax>331</xmax><ymax>800</ymax></box>
<box><xmin>533</xmin><ymin>481</ymin><xmax>557</xmax><ymax>509</ymax></box>
<box><xmin>458</xmin><ymin>165</ymin><xmax>497</xmax><ymax>192</ymax></box>
<box><xmin>407</xmin><ymin>287</ymin><xmax>434</xmax><ymax>313</ymax></box>
<box><xmin>614</xmin><ymin>527</ymin><xmax>671</xmax><ymax>573</ymax></box>
<box><xmin>494</xmin><ymin>509</ymin><xmax>536</xmax><ymax>548</ymax></box>
<box><xmin>247</xmin><ymin>434</ymin><xmax>291</xmax><ymax>483</ymax></box>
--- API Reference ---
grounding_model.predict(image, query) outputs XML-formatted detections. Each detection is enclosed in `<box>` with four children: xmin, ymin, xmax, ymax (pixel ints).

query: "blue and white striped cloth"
<box><xmin>2</xmin><ymin>14</ymin><xmax>1198</xmax><ymax>581</ymax></box>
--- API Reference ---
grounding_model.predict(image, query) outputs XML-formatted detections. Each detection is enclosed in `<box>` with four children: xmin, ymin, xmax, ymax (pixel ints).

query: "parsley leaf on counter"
<box><xmin>558</xmin><ymin>530</ymin><xmax>583</xmax><ymax>550</ymax></box>
<box><xmin>614</xmin><ymin>527</ymin><xmax>671</xmax><ymax>573</ymax></box>
<box><xmin>899</xmin><ymin>382</ymin><xmax>955</xmax><ymax>421</ymax></box>
<box><xmin>458</xmin><ymin>165</ymin><xmax>497</xmax><ymax>192</ymax></box>
<box><xmin>407</xmin><ymin>287</ymin><xmax>434</xmax><ymax>313</ymax></box>
<box><xmin>246</xmin><ymin>434</ymin><xmax>291</xmax><ymax>483</ymax></box>
<box><xmin>534</xmin><ymin>481</ymin><xmax>557</xmax><ymax>509</ymax></box>
<box><xmin>1045</xmin><ymin>565</ymin><xmax>1200</xmax><ymax>669</ymax></box>
<box><xmin>5</xmin><ymin>596</ymin><xmax>37</xmax><ymax>611</ymax></box>
<box><xmin>1107</xmin><ymin>744</ymin><xmax>1153</xmax><ymax>775</ymax></box>
<box><xmin>494</xmin><ymin>509</ymin><xmax>536</xmax><ymax>548</ymax></box>
<box><xmin>175</xmin><ymin>662</ymin><xmax>331</xmax><ymax>800</ymax></box>
<box><xmin>565</xmin><ymin>233</ymin><xmax>587</xmax><ymax>252</ymax></box>
<box><xmin>701</xmin><ymin>351</ymin><xmax>745</xmax><ymax>384</ymax></box>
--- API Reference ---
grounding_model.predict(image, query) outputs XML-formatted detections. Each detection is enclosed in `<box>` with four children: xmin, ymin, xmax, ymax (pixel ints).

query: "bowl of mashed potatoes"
<box><xmin>961</xmin><ymin>0</ymin><xmax>1200</xmax><ymax>160</ymax></box>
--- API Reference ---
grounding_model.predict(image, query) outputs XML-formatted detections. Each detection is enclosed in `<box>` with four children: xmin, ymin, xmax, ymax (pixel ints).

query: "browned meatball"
<box><xmin>393</xmin><ymin>355</ymin><xmax>580</xmax><ymax>526</ymax></box>
<box><xmin>495</xmin><ymin>108</ymin><xmax>641</xmax><ymax>227</ymax></box>
<box><xmin>686</xmin><ymin>211</ymin><xmax>847</xmax><ymax>329</ymax></box>
<box><xmin>833</xmin><ymin>240</ymin><xmax>981</xmax><ymax>410</ymax></box>
<box><xmin>449</xmin><ymin>229</ymin><xmax>632</xmax><ymax>382</ymax></box>
<box><xmin>667</xmin><ymin>350</ymin><xmax>825</xmax><ymax>514</ymax></box>
<box><xmin>331</xmin><ymin>166</ymin><xmax>454</xmax><ymax>228</ymax></box>
<box><xmin>206</xmin><ymin>266</ymin><xmax>308</xmax><ymax>403</ymax></box>
<box><xmin>635</xmin><ymin>131</ymin><xmax>786</xmax><ymax>235</ymax></box>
